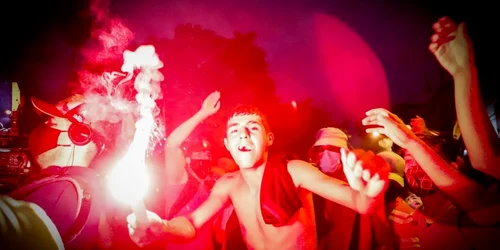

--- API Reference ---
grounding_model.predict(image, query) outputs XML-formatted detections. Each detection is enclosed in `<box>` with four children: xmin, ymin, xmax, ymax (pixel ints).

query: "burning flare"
<box><xmin>108</xmin><ymin>45</ymin><xmax>164</xmax><ymax>206</ymax></box>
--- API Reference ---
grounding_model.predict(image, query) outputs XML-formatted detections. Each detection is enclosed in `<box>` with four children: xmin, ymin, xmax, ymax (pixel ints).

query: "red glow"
<box><xmin>291</xmin><ymin>100</ymin><xmax>297</xmax><ymax>109</ymax></box>
<box><xmin>314</xmin><ymin>14</ymin><xmax>389</xmax><ymax>122</ymax></box>
<box><xmin>77</xmin><ymin>0</ymin><xmax>134</xmax><ymax>95</ymax></box>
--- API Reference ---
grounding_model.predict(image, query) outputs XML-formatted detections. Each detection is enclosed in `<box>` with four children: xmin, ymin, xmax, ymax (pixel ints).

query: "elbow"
<box><xmin>187</xmin><ymin>226</ymin><xmax>196</xmax><ymax>240</ymax></box>
<box><xmin>165</xmin><ymin>216</ymin><xmax>197</xmax><ymax>243</ymax></box>
<box><xmin>471</xmin><ymin>164</ymin><xmax>500</xmax><ymax>181</ymax></box>
<box><xmin>177</xmin><ymin>226</ymin><xmax>196</xmax><ymax>242</ymax></box>
<box><xmin>165</xmin><ymin>138</ymin><xmax>182</xmax><ymax>149</ymax></box>
<box><xmin>468</xmin><ymin>148</ymin><xmax>500</xmax><ymax>173</ymax></box>
<box><xmin>468</xmin><ymin>155</ymin><xmax>489</xmax><ymax>172</ymax></box>
<box><xmin>181</xmin><ymin>217</ymin><xmax>196</xmax><ymax>240</ymax></box>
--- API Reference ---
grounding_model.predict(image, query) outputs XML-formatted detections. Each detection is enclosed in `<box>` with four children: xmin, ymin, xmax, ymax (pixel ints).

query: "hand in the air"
<box><xmin>200</xmin><ymin>91</ymin><xmax>221</xmax><ymax>117</ymax></box>
<box><xmin>362</xmin><ymin>108</ymin><xmax>417</xmax><ymax>148</ymax></box>
<box><xmin>127</xmin><ymin>210</ymin><xmax>164</xmax><ymax>247</ymax></box>
<box><xmin>341</xmin><ymin>148</ymin><xmax>390</xmax><ymax>198</ymax></box>
<box><xmin>410</xmin><ymin>115</ymin><xmax>428</xmax><ymax>135</ymax></box>
<box><xmin>429</xmin><ymin>16</ymin><xmax>474</xmax><ymax>77</ymax></box>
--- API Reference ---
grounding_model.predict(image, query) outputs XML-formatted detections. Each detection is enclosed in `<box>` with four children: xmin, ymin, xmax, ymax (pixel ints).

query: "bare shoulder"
<box><xmin>218</xmin><ymin>170</ymin><xmax>242</xmax><ymax>182</ymax></box>
<box><xmin>212</xmin><ymin>171</ymin><xmax>242</xmax><ymax>194</ymax></box>
<box><xmin>286</xmin><ymin>159</ymin><xmax>321</xmax><ymax>187</ymax></box>
<box><xmin>287</xmin><ymin>159</ymin><xmax>316</xmax><ymax>174</ymax></box>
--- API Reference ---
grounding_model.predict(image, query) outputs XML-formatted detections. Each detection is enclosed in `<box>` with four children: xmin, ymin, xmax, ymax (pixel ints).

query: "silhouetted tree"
<box><xmin>144</xmin><ymin>24</ymin><xmax>341</xmax><ymax>160</ymax></box>
<box><xmin>145</xmin><ymin>24</ymin><xmax>282</xmax><ymax>158</ymax></box>
<box><xmin>267</xmin><ymin>98</ymin><xmax>337</xmax><ymax>160</ymax></box>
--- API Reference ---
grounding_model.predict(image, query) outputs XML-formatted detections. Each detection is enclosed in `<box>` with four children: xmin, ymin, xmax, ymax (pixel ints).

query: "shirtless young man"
<box><xmin>128</xmin><ymin>105</ymin><xmax>390</xmax><ymax>250</ymax></box>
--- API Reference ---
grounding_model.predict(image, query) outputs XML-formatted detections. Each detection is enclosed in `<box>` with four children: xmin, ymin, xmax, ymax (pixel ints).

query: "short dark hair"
<box><xmin>225</xmin><ymin>104</ymin><xmax>271</xmax><ymax>133</ymax></box>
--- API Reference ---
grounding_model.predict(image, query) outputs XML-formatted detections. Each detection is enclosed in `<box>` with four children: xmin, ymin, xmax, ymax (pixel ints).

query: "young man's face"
<box><xmin>224</xmin><ymin>114</ymin><xmax>273</xmax><ymax>169</ymax></box>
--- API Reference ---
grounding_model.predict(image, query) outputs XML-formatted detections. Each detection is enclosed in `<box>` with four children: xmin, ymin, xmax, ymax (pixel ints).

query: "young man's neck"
<box><xmin>240</xmin><ymin>160</ymin><xmax>267</xmax><ymax>195</ymax></box>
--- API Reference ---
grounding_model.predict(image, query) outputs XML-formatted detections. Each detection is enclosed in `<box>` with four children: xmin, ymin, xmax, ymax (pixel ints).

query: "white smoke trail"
<box><xmin>108</xmin><ymin>45</ymin><xmax>163</xmax><ymax>205</ymax></box>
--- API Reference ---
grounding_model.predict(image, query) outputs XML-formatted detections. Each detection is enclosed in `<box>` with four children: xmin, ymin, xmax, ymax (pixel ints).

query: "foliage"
<box><xmin>145</xmin><ymin>24</ymin><xmax>335</xmax><ymax>159</ymax></box>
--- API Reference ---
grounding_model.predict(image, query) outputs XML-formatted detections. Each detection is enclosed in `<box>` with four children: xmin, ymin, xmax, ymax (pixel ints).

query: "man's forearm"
<box><xmin>166</xmin><ymin>110</ymin><xmax>207</xmax><ymax>148</ymax></box>
<box><xmin>454</xmin><ymin>67</ymin><xmax>500</xmax><ymax>179</ymax></box>
<box><xmin>164</xmin><ymin>110</ymin><xmax>208</xmax><ymax>182</ymax></box>
<box><xmin>314</xmin><ymin>177</ymin><xmax>382</xmax><ymax>214</ymax></box>
<box><xmin>405</xmin><ymin>137</ymin><xmax>486</xmax><ymax>211</ymax></box>
<box><xmin>161</xmin><ymin>216</ymin><xmax>196</xmax><ymax>243</ymax></box>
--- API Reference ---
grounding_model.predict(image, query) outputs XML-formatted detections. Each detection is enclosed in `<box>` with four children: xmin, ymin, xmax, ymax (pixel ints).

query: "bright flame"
<box><xmin>108</xmin><ymin>45</ymin><xmax>164</xmax><ymax>205</ymax></box>
<box><xmin>372</xmin><ymin>131</ymin><xmax>380</xmax><ymax>137</ymax></box>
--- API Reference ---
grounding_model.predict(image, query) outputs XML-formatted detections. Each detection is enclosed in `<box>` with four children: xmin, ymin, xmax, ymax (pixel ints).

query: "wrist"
<box><xmin>404</xmin><ymin>136</ymin><xmax>426</xmax><ymax>153</ymax></box>
<box><xmin>401</xmin><ymin>133</ymin><xmax>420</xmax><ymax>149</ymax></box>
<box><xmin>195</xmin><ymin>109</ymin><xmax>210</xmax><ymax>120</ymax></box>
<box><xmin>452</xmin><ymin>65</ymin><xmax>477</xmax><ymax>80</ymax></box>
<box><xmin>356</xmin><ymin>192</ymin><xmax>380</xmax><ymax>214</ymax></box>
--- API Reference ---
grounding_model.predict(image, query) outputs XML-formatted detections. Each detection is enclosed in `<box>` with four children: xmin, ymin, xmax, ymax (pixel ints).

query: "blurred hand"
<box><xmin>127</xmin><ymin>210</ymin><xmax>164</xmax><ymax>247</ymax></box>
<box><xmin>200</xmin><ymin>91</ymin><xmax>221</xmax><ymax>117</ymax></box>
<box><xmin>429</xmin><ymin>16</ymin><xmax>474</xmax><ymax>77</ymax></box>
<box><xmin>410</xmin><ymin>115</ymin><xmax>428</xmax><ymax>134</ymax></box>
<box><xmin>362</xmin><ymin>108</ymin><xmax>417</xmax><ymax>148</ymax></box>
<box><xmin>341</xmin><ymin>148</ymin><xmax>390</xmax><ymax>198</ymax></box>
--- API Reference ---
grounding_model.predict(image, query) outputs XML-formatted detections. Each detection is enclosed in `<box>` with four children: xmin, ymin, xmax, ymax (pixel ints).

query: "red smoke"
<box><xmin>77</xmin><ymin>0</ymin><xmax>134</xmax><ymax>92</ymax></box>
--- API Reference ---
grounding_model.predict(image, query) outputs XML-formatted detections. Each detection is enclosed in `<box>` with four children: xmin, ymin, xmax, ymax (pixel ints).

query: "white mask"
<box><xmin>405</xmin><ymin>194</ymin><xmax>423</xmax><ymax>209</ymax></box>
<box><xmin>318</xmin><ymin>151</ymin><xmax>341</xmax><ymax>173</ymax></box>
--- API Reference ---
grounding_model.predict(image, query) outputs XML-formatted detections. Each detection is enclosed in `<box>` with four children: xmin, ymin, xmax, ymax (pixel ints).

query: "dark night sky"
<box><xmin>0</xmin><ymin>0</ymin><xmax>497</xmax><ymax>128</ymax></box>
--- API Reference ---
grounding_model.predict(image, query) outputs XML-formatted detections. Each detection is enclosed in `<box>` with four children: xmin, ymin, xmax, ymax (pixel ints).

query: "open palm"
<box><xmin>200</xmin><ymin>91</ymin><xmax>221</xmax><ymax>117</ymax></box>
<box><xmin>429</xmin><ymin>17</ymin><xmax>474</xmax><ymax>76</ymax></box>
<box><xmin>341</xmin><ymin>148</ymin><xmax>389</xmax><ymax>198</ymax></box>
<box><xmin>362</xmin><ymin>108</ymin><xmax>416</xmax><ymax>148</ymax></box>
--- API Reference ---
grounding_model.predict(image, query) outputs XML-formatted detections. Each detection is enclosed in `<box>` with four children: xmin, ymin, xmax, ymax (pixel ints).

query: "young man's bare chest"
<box><xmin>229</xmin><ymin>177</ymin><xmax>316</xmax><ymax>249</ymax></box>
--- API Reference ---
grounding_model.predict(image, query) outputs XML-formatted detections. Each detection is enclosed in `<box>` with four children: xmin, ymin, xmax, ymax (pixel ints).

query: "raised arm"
<box><xmin>288</xmin><ymin>149</ymin><xmax>390</xmax><ymax>214</ymax></box>
<box><xmin>127</xmin><ymin>174</ymin><xmax>232</xmax><ymax>247</ymax></box>
<box><xmin>165</xmin><ymin>91</ymin><xmax>221</xmax><ymax>183</ymax></box>
<box><xmin>429</xmin><ymin>17</ymin><xmax>500</xmax><ymax>180</ymax></box>
<box><xmin>363</xmin><ymin>108</ymin><xmax>500</xmax><ymax>224</ymax></box>
<box><xmin>162</xmin><ymin>174</ymin><xmax>231</xmax><ymax>241</ymax></box>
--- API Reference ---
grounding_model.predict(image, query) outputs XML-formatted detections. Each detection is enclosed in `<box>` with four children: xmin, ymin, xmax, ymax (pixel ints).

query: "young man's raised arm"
<box><xmin>127</xmin><ymin>174</ymin><xmax>233</xmax><ymax>247</ymax></box>
<box><xmin>429</xmin><ymin>17</ymin><xmax>500</xmax><ymax>179</ymax></box>
<box><xmin>288</xmin><ymin>149</ymin><xmax>389</xmax><ymax>214</ymax></box>
<box><xmin>165</xmin><ymin>91</ymin><xmax>220</xmax><ymax>183</ymax></box>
